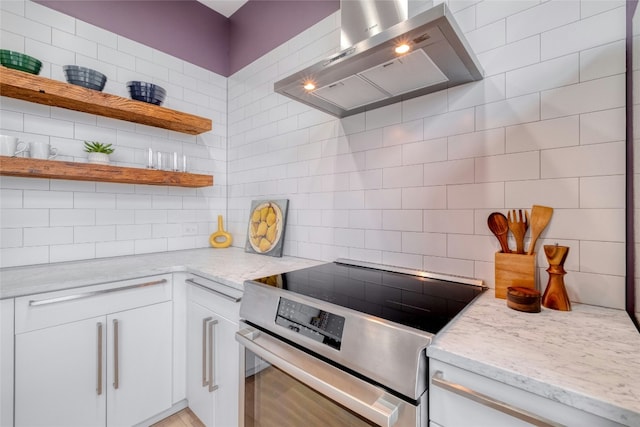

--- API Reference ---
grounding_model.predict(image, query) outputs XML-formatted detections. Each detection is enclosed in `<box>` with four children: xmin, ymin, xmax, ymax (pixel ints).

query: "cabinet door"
<box><xmin>187</xmin><ymin>301</ymin><xmax>216</xmax><ymax>427</ymax></box>
<box><xmin>1</xmin><ymin>299</ymin><xmax>14</xmax><ymax>427</ymax></box>
<box><xmin>106</xmin><ymin>301</ymin><xmax>173</xmax><ymax>427</ymax></box>
<box><xmin>187</xmin><ymin>300</ymin><xmax>239</xmax><ymax>427</ymax></box>
<box><xmin>15</xmin><ymin>316</ymin><xmax>107</xmax><ymax>427</ymax></box>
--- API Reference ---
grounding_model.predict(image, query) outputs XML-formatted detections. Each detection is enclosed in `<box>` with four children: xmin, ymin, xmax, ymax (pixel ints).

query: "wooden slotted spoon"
<box><xmin>527</xmin><ymin>205</ymin><xmax>553</xmax><ymax>255</ymax></box>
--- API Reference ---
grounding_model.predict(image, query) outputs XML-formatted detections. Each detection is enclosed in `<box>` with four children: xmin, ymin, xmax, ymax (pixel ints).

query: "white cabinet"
<box><xmin>0</xmin><ymin>299</ymin><xmax>14</xmax><ymax>427</ymax></box>
<box><xmin>14</xmin><ymin>275</ymin><xmax>173</xmax><ymax>427</ymax></box>
<box><xmin>185</xmin><ymin>275</ymin><xmax>242</xmax><ymax>427</ymax></box>
<box><xmin>429</xmin><ymin>359</ymin><xmax>624</xmax><ymax>427</ymax></box>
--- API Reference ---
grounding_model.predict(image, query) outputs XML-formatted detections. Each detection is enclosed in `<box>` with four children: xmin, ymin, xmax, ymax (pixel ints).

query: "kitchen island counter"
<box><xmin>428</xmin><ymin>292</ymin><xmax>640</xmax><ymax>426</ymax></box>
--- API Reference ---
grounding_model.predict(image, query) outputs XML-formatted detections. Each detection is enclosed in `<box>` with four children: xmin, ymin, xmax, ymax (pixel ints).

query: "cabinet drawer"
<box><xmin>186</xmin><ymin>274</ymin><xmax>241</xmax><ymax>322</ymax></box>
<box><xmin>15</xmin><ymin>274</ymin><xmax>172</xmax><ymax>334</ymax></box>
<box><xmin>429</xmin><ymin>359</ymin><xmax>623</xmax><ymax>427</ymax></box>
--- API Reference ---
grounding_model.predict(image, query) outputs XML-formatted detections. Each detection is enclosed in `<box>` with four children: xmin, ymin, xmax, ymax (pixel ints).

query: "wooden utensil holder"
<box><xmin>495</xmin><ymin>252</ymin><xmax>536</xmax><ymax>299</ymax></box>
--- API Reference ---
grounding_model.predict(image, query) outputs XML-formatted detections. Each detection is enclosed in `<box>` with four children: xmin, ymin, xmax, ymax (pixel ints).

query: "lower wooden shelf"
<box><xmin>0</xmin><ymin>157</ymin><xmax>213</xmax><ymax>188</ymax></box>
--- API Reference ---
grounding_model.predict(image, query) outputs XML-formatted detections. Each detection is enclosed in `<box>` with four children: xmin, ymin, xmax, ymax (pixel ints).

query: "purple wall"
<box><xmin>229</xmin><ymin>0</ymin><xmax>339</xmax><ymax>74</ymax></box>
<box><xmin>35</xmin><ymin>0</ymin><xmax>339</xmax><ymax>77</ymax></box>
<box><xmin>36</xmin><ymin>0</ymin><xmax>230</xmax><ymax>76</ymax></box>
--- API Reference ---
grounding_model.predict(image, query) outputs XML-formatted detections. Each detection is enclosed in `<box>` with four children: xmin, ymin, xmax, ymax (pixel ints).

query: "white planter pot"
<box><xmin>87</xmin><ymin>152</ymin><xmax>110</xmax><ymax>165</ymax></box>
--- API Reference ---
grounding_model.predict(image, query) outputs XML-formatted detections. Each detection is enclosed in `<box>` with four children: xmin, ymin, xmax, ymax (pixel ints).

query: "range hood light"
<box><xmin>394</xmin><ymin>43</ymin><xmax>411</xmax><ymax>54</ymax></box>
<box><xmin>303</xmin><ymin>82</ymin><xmax>316</xmax><ymax>91</ymax></box>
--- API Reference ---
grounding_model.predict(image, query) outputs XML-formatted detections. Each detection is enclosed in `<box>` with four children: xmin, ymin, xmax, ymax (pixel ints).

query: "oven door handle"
<box><xmin>236</xmin><ymin>328</ymin><xmax>402</xmax><ymax>427</ymax></box>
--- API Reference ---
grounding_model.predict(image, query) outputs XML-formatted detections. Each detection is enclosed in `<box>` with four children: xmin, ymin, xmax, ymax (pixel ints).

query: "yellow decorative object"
<box><xmin>209</xmin><ymin>215</ymin><xmax>232</xmax><ymax>248</ymax></box>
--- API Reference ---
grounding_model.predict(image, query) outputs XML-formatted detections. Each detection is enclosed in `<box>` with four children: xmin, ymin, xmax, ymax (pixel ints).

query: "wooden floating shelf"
<box><xmin>0</xmin><ymin>157</ymin><xmax>213</xmax><ymax>188</ymax></box>
<box><xmin>0</xmin><ymin>67</ymin><xmax>212</xmax><ymax>135</ymax></box>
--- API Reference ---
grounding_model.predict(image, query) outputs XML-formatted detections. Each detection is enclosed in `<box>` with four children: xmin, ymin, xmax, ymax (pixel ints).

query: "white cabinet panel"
<box><xmin>1</xmin><ymin>299</ymin><xmax>14</xmax><ymax>427</ymax></box>
<box><xmin>15</xmin><ymin>316</ymin><xmax>107</xmax><ymax>427</ymax></box>
<box><xmin>106</xmin><ymin>301</ymin><xmax>173</xmax><ymax>427</ymax></box>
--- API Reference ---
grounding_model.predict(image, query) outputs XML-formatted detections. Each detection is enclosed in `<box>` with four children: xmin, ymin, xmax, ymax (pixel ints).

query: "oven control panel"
<box><xmin>275</xmin><ymin>297</ymin><xmax>345</xmax><ymax>350</ymax></box>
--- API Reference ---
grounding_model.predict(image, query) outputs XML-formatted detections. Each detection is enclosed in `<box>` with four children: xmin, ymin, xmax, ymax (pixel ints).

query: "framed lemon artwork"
<box><xmin>244</xmin><ymin>199</ymin><xmax>289</xmax><ymax>257</ymax></box>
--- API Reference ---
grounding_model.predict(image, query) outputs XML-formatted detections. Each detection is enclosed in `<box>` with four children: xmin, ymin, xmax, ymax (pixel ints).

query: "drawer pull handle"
<box><xmin>208</xmin><ymin>319</ymin><xmax>219</xmax><ymax>392</ymax></box>
<box><xmin>96</xmin><ymin>322</ymin><xmax>103</xmax><ymax>395</ymax></box>
<box><xmin>202</xmin><ymin>317</ymin><xmax>213</xmax><ymax>387</ymax></box>
<box><xmin>186</xmin><ymin>278</ymin><xmax>241</xmax><ymax>303</ymax></box>
<box><xmin>431</xmin><ymin>371</ymin><xmax>564</xmax><ymax>427</ymax></box>
<box><xmin>28</xmin><ymin>278</ymin><xmax>168</xmax><ymax>306</ymax></box>
<box><xmin>113</xmin><ymin>319</ymin><xmax>119</xmax><ymax>389</ymax></box>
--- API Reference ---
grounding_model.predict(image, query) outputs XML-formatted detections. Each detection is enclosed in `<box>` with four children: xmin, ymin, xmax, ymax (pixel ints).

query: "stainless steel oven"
<box><xmin>236</xmin><ymin>259</ymin><xmax>485</xmax><ymax>427</ymax></box>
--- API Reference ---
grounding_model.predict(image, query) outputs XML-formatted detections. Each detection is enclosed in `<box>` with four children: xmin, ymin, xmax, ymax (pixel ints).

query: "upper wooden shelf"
<box><xmin>0</xmin><ymin>157</ymin><xmax>213</xmax><ymax>188</ymax></box>
<box><xmin>0</xmin><ymin>67</ymin><xmax>212</xmax><ymax>135</ymax></box>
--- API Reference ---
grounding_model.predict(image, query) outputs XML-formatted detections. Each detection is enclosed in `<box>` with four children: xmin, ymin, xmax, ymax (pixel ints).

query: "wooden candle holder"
<box><xmin>494</xmin><ymin>252</ymin><xmax>537</xmax><ymax>299</ymax></box>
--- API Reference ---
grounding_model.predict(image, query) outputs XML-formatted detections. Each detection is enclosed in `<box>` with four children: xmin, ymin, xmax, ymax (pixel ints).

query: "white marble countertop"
<box><xmin>0</xmin><ymin>247</ymin><xmax>324</xmax><ymax>299</ymax></box>
<box><xmin>2</xmin><ymin>248</ymin><xmax>639</xmax><ymax>425</ymax></box>
<box><xmin>428</xmin><ymin>292</ymin><xmax>640</xmax><ymax>426</ymax></box>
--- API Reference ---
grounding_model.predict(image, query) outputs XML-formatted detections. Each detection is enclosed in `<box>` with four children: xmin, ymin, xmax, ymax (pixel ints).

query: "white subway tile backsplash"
<box><xmin>365</xmin><ymin>104</ymin><xmax>402</xmax><ymax>130</ymax></box>
<box><xmin>365</xmin><ymin>146</ymin><xmax>402</xmax><ymax>169</ymax></box>
<box><xmin>382</xmin><ymin>120</ymin><xmax>423</xmax><ymax>147</ymax></box>
<box><xmin>0</xmin><ymin>109</ymin><xmax>24</xmax><ymax>131</ymax></box>
<box><xmin>1</xmin><ymin>228</ymin><xmax>22</xmax><ymax>248</ymax></box>
<box><xmin>402</xmin><ymin>231</ymin><xmax>447</xmax><ymax>256</ymax></box>
<box><xmin>424</xmin><ymin>209</ymin><xmax>474</xmax><ymax>234</ymax></box>
<box><xmin>95</xmin><ymin>209</ymin><xmax>134</xmax><ymax>225</ymax></box>
<box><xmin>541</xmin><ymin>75</ymin><xmax>624</xmax><ymax>119</ymax></box>
<box><xmin>24</xmin><ymin>190</ymin><xmax>73</xmax><ymax>208</ymax></box>
<box><xmin>424</xmin><ymin>159</ymin><xmax>475</xmax><ymax>185</ymax></box>
<box><xmin>0</xmin><ymin>189</ymin><xmax>22</xmax><ymax>209</ymax></box>
<box><xmin>448</xmin><ymin>74</ymin><xmax>505</xmax><ymax>111</ymax></box>
<box><xmin>382</xmin><ymin>210</ymin><xmax>423</xmax><ymax>231</ymax></box>
<box><xmin>50</xmin><ymin>209</ymin><xmax>94</xmax><ymax>226</ymax></box>
<box><xmin>424</xmin><ymin>108</ymin><xmax>475</xmax><ymax>139</ymax></box>
<box><xmin>402</xmin><ymin>91</ymin><xmax>448</xmax><ymax>122</ymax></box>
<box><xmin>23</xmin><ymin>227</ymin><xmax>72</xmax><ymax>246</ymax></box>
<box><xmin>579</xmin><ymin>107</ymin><xmax>625</xmax><ymax>145</ymax></box>
<box><xmin>402</xmin><ymin>138</ymin><xmax>447</xmax><ymax>165</ymax></box>
<box><xmin>541</xmin><ymin>6</ymin><xmax>625</xmax><ymax>61</ymax></box>
<box><xmin>1</xmin><ymin>10</ymin><xmax>51</xmax><ymax>44</ymax></box>
<box><xmin>448</xmin><ymin>128</ymin><xmax>504</xmax><ymax>160</ymax></box>
<box><xmin>73</xmin><ymin>225</ymin><xmax>115</xmax><ymax>243</ymax></box>
<box><xmin>364</xmin><ymin>230</ymin><xmax>401</xmax><ymax>251</ymax></box>
<box><xmin>506</xmin><ymin>54</ymin><xmax>579</xmax><ymax>98</ymax></box>
<box><xmin>475</xmin><ymin>151</ymin><xmax>540</xmax><ymax>183</ymax></box>
<box><xmin>477</xmin><ymin>35</ymin><xmax>540</xmax><ymax>76</ymax></box>
<box><xmin>1</xmin><ymin>209</ymin><xmax>48</xmax><ymax>228</ymax></box>
<box><xmin>580</xmin><ymin>40</ymin><xmax>625</xmax><ymax>82</ymax></box>
<box><xmin>506</xmin><ymin>116</ymin><xmax>579</xmax><ymax>152</ymax></box>
<box><xmin>383</xmin><ymin>165</ymin><xmax>423</xmax><ymax>188</ymax></box>
<box><xmin>365</xmin><ymin>189</ymin><xmax>402</xmax><ymax>209</ymax></box>
<box><xmin>50</xmin><ymin>243</ymin><xmax>95</xmax><ymax>263</ymax></box>
<box><xmin>505</xmin><ymin>177</ymin><xmax>579</xmax><ymax>209</ymax></box>
<box><xmin>1</xmin><ymin>246</ymin><xmax>48</xmax><ymax>268</ymax></box>
<box><xmin>447</xmin><ymin>183</ymin><xmax>505</xmax><ymax>209</ymax></box>
<box><xmin>95</xmin><ymin>240</ymin><xmax>134</xmax><ymax>258</ymax></box>
<box><xmin>467</xmin><ymin>19</ymin><xmax>506</xmax><ymax>55</ymax></box>
<box><xmin>564</xmin><ymin>271</ymin><xmax>624</xmax><ymax>309</ymax></box>
<box><xmin>547</xmin><ymin>208</ymin><xmax>624</xmax><ymax>242</ymax></box>
<box><xmin>476</xmin><ymin>93</ymin><xmax>540</xmax><ymax>131</ymax></box>
<box><xmin>24</xmin><ymin>115</ymin><xmax>74</xmax><ymax>138</ymax></box>
<box><xmin>506</xmin><ymin>0</ymin><xmax>580</xmax><ymax>42</ymax></box>
<box><xmin>74</xmin><ymin>192</ymin><xmax>116</xmax><ymax>209</ymax></box>
<box><xmin>476</xmin><ymin>0</ymin><xmax>539</xmax><ymax>27</ymax></box>
<box><xmin>52</xmin><ymin>29</ymin><xmax>96</xmax><ymax>58</ymax></box>
<box><xmin>402</xmin><ymin>186</ymin><xmax>447</xmax><ymax>209</ymax></box>
<box><xmin>580</xmin><ymin>240</ymin><xmax>625</xmax><ymax>276</ymax></box>
<box><xmin>541</xmin><ymin>141</ymin><xmax>624</xmax><ymax>178</ymax></box>
<box><xmin>580</xmin><ymin>175</ymin><xmax>625</xmax><ymax>208</ymax></box>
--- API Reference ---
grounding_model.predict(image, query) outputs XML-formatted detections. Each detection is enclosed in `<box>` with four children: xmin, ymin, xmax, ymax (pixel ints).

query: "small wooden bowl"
<box><xmin>506</xmin><ymin>286</ymin><xmax>541</xmax><ymax>313</ymax></box>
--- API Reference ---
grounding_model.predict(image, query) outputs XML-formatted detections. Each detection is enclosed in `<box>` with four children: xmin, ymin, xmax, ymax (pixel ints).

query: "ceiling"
<box><xmin>196</xmin><ymin>0</ymin><xmax>249</xmax><ymax>18</ymax></box>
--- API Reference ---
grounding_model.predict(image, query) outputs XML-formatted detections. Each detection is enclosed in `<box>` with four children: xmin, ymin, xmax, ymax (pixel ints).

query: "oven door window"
<box><xmin>244</xmin><ymin>351</ymin><xmax>376</xmax><ymax>427</ymax></box>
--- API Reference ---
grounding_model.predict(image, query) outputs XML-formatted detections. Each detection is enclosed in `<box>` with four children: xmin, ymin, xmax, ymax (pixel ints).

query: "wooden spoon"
<box><xmin>527</xmin><ymin>205</ymin><xmax>553</xmax><ymax>255</ymax></box>
<box><xmin>487</xmin><ymin>212</ymin><xmax>510</xmax><ymax>253</ymax></box>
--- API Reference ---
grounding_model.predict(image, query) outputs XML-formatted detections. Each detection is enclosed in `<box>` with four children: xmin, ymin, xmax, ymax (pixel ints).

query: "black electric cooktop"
<box><xmin>253</xmin><ymin>261</ymin><xmax>486</xmax><ymax>335</ymax></box>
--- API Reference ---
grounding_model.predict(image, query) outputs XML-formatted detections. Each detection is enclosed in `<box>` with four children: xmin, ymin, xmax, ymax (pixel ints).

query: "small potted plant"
<box><xmin>84</xmin><ymin>141</ymin><xmax>114</xmax><ymax>164</ymax></box>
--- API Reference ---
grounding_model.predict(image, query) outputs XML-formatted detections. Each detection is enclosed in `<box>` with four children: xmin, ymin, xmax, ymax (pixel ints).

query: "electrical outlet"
<box><xmin>182</xmin><ymin>224</ymin><xmax>198</xmax><ymax>235</ymax></box>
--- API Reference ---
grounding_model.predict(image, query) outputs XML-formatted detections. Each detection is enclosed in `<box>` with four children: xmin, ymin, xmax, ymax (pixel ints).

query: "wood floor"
<box><xmin>152</xmin><ymin>408</ymin><xmax>205</xmax><ymax>427</ymax></box>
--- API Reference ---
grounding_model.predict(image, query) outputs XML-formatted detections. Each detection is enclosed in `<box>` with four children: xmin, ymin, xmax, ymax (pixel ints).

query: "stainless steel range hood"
<box><xmin>274</xmin><ymin>1</ymin><xmax>483</xmax><ymax>118</ymax></box>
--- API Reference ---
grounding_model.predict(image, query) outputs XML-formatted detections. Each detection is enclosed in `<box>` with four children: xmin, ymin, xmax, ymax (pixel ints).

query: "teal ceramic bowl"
<box><xmin>0</xmin><ymin>50</ymin><xmax>42</xmax><ymax>75</ymax></box>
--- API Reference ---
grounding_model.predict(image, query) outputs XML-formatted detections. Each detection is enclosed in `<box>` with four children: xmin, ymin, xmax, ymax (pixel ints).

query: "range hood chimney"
<box><xmin>274</xmin><ymin>0</ymin><xmax>483</xmax><ymax>118</ymax></box>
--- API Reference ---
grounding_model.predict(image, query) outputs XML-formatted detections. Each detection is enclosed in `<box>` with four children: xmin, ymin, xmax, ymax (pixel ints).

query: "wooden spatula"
<box><xmin>527</xmin><ymin>205</ymin><xmax>553</xmax><ymax>255</ymax></box>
